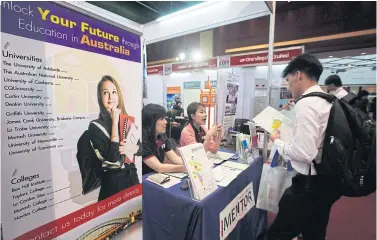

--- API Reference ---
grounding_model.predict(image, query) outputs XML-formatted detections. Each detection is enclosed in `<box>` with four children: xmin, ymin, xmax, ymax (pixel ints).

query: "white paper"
<box><xmin>252</xmin><ymin>106</ymin><xmax>294</xmax><ymax>142</ymax></box>
<box><xmin>212</xmin><ymin>165</ymin><xmax>242</xmax><ymax>187</ymax></box>
<box><xmin>221</xmin><ymin>161</ymin><xmax>249</xmax><ymax>171</ymax></box>
<box><xmin>217</xmin><ymin>151</ymin><xmax>235</xmax><ymax>160</ymax></box>
<box><xmin>207</xmin><ymin>151</ymin><xmax>234</xmax><ymax>165</ymax></box>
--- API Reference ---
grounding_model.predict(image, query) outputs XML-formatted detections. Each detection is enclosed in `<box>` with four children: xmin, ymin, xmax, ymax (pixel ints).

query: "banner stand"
<box><xmin>263</xmin><ymin>1</ymin><xmax>277</xmax><ymax>161</ymax></box>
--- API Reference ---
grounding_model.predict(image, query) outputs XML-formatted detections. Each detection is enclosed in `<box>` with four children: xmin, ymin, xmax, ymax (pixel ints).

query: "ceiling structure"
<box><xmin>87</xmin><ymin>1</ymin><xmax>203</xmax><ymax>24</ymax></box>
<box><xmin>313</xmin><ymin>47</ymin><xmax>376</xmax><ymax>73</ymax></box>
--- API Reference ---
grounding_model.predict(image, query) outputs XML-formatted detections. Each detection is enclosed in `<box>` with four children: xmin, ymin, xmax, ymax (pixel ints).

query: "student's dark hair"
<box><xmin>187</xmin><ymin>102</ymin><xmax>205</xmax><ymax>123</ymax></box>
<box><xmin>97</xmin><ymin>75</ymin><xmax>127</xmax><ymax>125</ymax></box>
<box><xmin>142</xmin><ymin>104</ymin><xmax>166</xmax><ymax>143</ymax></box>
<box><xmin>324</xmin><ymin>75</ymin><xmax>342</xmax><ymax>87</ymax></box>
<box><xmin>282</xmin><ymin>54</ymin><xmax>323</xmax><ymax>82</ymax></box>
<box><xmin>357</xmin><ymin>90</ymin><xmax>369</xmax><ymax>99</ymax></box>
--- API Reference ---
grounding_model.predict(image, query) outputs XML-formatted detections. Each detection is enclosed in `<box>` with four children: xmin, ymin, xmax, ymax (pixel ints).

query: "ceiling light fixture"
<box><xmin>361</xmin><ymin>53</ymin><xmax>366</xmax><ymax>55</ymax></box>
<box><xmin>192</xmin><ymin>51</ymin><xmax>202</xmax><ymax>62</ymax></box>
<box><xmin>156</xmin><ymin>1</ymin><xmax>220</xmax><ymax>22</ymax></box>
<box><xmin>179</xmin><ymin>53</ymin><xmax>186</xmax><ymax>61</ymax></box>
<box><xmin>329</xmin><ymin>56</ymin><xmax>333</xmax><ymax>58</ymax></box>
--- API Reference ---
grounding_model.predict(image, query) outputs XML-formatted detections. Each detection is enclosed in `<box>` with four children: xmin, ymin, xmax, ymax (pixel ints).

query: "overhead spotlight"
<box><xmin>329</xmin><ymin>56</ymin><xmax>333</xmax><ymax>58</ymax></box>
<box><xmin>361</xmin><ymin>53</ymin><xmax>366</xmax><ymax>55</ymax></box>
<box><xmin>192</xmin><ymin>51</ymin><xmax>202</xmax><ymax>61</ymax></box>
<box><xmin>175</xmin><ymin>57</ymin><xmax>180</xmax><ymax>61</ymax></box>
<box><xmin>179</xmin><ymin>53</ymin><xmax>186</xmax><ymax>61</ymax></box>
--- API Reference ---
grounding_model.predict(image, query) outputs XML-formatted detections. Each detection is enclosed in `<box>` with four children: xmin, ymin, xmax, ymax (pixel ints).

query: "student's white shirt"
<box><xmin>274</xmin><ymin>85</ymin><xmax>332</xmax><ymax>175</ymax></box>
<box><xmin>333</xmin><ymin>87</ymin><xmax>348</xmax><ymax>99</ymax></box>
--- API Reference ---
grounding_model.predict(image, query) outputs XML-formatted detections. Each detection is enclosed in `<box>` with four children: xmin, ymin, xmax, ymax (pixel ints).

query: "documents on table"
<box><xmin>146</xmin><ymin>173</ymin><xmax>181</xmax><ymax>188</ymax></box>
<box><xmin>207</xmin><ymin>151</ymin><xmax>235</xmax><ymax>164</ymax></box>
<box><xmin>252</xmin><ymin>106</ymin><xmax>293</xmax><ymax>142</ymax></box>
<box><xmin>217</xmin><ymin>151</ymin><xmax>235</xmax><ymax>160</ymax></box>
<box><xmin>212</xmin><ymin>165</ymin><xmax>243</xmax><ymax>187</ymax></box>
<box><xmin>165</xmin><ymin>172</ymin><xmax>188</xmax><ymax>179</ymax></box>
<box><xmin>221</xmin><ymin>161</ymin><xmax>249</xmax><ymax>170</ymax></box>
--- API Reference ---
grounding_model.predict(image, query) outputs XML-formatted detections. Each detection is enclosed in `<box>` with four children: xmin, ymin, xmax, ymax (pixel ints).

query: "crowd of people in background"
<box><xmin>324</xmin><ymin>74</ymin><xmax>376</xmax><ymax>120</ymax></box>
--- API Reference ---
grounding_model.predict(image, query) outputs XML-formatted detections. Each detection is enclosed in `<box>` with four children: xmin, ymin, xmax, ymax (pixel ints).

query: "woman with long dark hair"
<box><xmin>180</xmin><ymin>102</ymin><xmax>223</xmax><ymax>153</ymax></box>
<box><xmin>89</xmin><ymin>75</ymin><xmax>139</xmax><ymax>201</ymax></box>
<box><xmin>142</xmin><ymin>104</ymin><xmax>185</xmax><ymax>175</ymax></box>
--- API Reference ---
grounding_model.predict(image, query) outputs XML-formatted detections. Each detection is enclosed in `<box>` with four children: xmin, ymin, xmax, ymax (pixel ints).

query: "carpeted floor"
<box><xmin>268</xmin><ymin>192</ymin><xmax>376</xmax><ymax>240</ymax></box>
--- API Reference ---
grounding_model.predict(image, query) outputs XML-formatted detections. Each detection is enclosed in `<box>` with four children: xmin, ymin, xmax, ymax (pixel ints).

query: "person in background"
<box><xmin>175</xmin><ymin>101</ymin><xmax>184</xmax><ymax>117</ymax></box>
<box><xmin>354</xmin><ymin>90</ymin><xmax>369</xmax><ymax>113</ymax></box>
<box><xmin>324</xmin><ymin>74</ymin><xmax>349</xmax><ymax>99</ymax></box>
<box><xmin>166</xmin><ymin>105</ymin><xmax>180</xmax><ymax>127</ymax></box>
<box><xmin>266</xmin><ymin>54</ymin><xmax>341</xmax><ymax>240</ymax></box>
<box><xmin>180</xmin><ymin>102</ymin><xmax>223</xmax><ymax>153</ymax></box>
<box><xmin>369</xmin><ymin>97</ymin><xmax>376</xmax><ymax>121</ymax></box>
<box><xmin>142</xmin><ymin>104</ymin><xmax>186</xmax><ymax>175</ymax></box>
<box><xmin>166</xmin><ymin>105</ymin><xmax>182</xmax><ymax>142</ymax></box>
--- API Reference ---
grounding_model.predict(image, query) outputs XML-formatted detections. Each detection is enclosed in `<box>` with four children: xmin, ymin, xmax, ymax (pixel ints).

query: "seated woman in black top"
<box><xmin>89</xmin><ymin>75</ymin><xmax>140</xmax><ymax>201</ymax></box>
<box><xmin>142</xmin><ymin>104</ymin><xmax>186</xmax><ymax>175</ymax></box>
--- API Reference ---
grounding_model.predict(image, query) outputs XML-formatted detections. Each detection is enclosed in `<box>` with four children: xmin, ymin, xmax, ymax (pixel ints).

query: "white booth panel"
<box><xmin>143</xmin><ymin>1</ymin><xmax>270</xmax><ymax>44</ymax></box>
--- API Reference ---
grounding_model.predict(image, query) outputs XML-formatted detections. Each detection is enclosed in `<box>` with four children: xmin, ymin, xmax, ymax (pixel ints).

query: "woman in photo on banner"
<box><xmin>80</xmin><ymin>75</ymin><xmax>140</xmax><ymax>201</ymax></box>
<box><xmin>180</xmin><ymin>102</ymin><xmax>223</xmax><ymax>153</ymax></box>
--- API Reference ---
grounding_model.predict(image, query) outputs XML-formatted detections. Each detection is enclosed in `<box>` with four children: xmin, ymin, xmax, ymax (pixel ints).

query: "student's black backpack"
<box><xmin>76</xmin><ymin>129</ymin><xmax>102</xmax><ymax>194</ymax></box>
<box><xmin>342</xmin><ymin>92</ymin><xmax>358</xmax><ymax>106</ymax></box>
<box><xmin>298</xmin><ymin>92</ymin><xmax>376</xmax><ymax>197</ymax></box>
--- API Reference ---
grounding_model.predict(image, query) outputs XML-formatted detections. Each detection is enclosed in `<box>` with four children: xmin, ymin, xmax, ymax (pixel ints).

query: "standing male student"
<box><xmin>266</xmin><ymin>54</ymin><xmax>342</xmax><ymax>240</ymax></box>
<box><xmin>325</xmin><ymin>74</ymin><xmax>349</xmax><ymax>99</ymax></box>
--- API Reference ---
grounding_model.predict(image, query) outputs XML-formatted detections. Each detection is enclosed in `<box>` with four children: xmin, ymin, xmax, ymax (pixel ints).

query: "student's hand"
<box><xmin>111</xmin><ymin>107</ymin><xmax>121</xmax><ymax>124</ymax></box>
<box><xmin>270</xmin><ymin>130</ymin><xmax>281</xmax><ymax>142</ymax></box>
<box><xmin>282</xmin><ymin>102</ymin><xmax>293</xmax><ymax>110</ymax></box>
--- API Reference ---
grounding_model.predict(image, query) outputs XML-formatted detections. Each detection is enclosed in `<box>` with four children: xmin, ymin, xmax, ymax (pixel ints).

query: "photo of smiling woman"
<box><xmin>142</xmin><ymin>104</ymin><xmax>186</xmax><ymax>175</ymax></box>
<box><xmin>79</xmin><ymin>75</ymin><xmax>140</xmax><ymax>201</ymax></box>
<box><xmin>180</xmin><ymin>102</ymin><xmax>223</xmax><ymax>153</ymax></box>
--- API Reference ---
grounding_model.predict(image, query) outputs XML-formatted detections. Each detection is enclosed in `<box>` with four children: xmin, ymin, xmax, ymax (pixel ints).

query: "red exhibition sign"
<box><xmin>147</xmin><ymin>65</ymin><xmax>163</xmax><ymax>75</ymax></box>
<box><xmin>230</xmin><ymin>48</ymin><xmax>303</xmax><ymax>67</ymax></box>
<box><xmin>172</xmin><ymin>58</ymin><xmax>217</xmax><ymax>72</ymax></box>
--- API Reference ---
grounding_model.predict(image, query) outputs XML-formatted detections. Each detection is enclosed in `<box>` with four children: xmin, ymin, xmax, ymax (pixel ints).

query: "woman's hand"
<box><xmin>208</xmin><ymin>124</ymin><xmax>222</xmax><ymax>138</ymax></box>
<box><xmin>111</xmin><ymin>107</ymin><xmax>121</xmax><ymax>124</ymax></box>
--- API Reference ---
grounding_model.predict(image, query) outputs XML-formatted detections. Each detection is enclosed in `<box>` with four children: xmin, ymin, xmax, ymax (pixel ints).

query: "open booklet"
<box><xmin>252</xmin><ymin>106</ymin><xmax>294</xmax><ymax>142</ymax></box>
<box><xmin>178</xmin><ymin>143</ymin><xmax>218</xmax><ymax>201</ymax></box>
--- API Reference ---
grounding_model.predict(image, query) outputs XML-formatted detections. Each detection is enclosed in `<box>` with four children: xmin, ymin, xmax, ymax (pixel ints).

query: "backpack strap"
<box><xmin>296</xmin><ymin>92</ymin><xmax>336</xmax><ymax>104</ymax></box>
<box><xmin>91</xmin><ymin>121</ymin><xmax>110</xmax><ymax>139</ymax></box>
<box><xmin>89</xmin><ymin>121</ymin><xmax>122</xmax><ymax>169</ymax></box>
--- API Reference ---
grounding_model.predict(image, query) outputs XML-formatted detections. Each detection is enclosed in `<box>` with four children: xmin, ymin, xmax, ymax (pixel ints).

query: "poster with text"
<box><xmin>1</xmin><ymin>1</ymin><xmax>142</xmax><ymax>240</ymax></box>
<box><xmin>223</xmin><ymin>78</ymin><xmax>239</xmax><ymax>131</ymax></box>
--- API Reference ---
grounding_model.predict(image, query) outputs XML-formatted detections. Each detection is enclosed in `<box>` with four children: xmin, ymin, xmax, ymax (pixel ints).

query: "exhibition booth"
<box><xmin>1</xmin><ymin>1</ymin><xmax>278</xmax><ymax>240</ymax></box>
<box><xmin>146</xmin><ymin>46</ymin><xmax>304</xmax><ymax>131</ymax></box>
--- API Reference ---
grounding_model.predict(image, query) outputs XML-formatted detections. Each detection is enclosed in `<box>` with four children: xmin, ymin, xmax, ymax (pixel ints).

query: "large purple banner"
<box><xmin>1</xmin><ymin>1</ymin><xmax>141</xmax><ymax>63</ymax></box>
